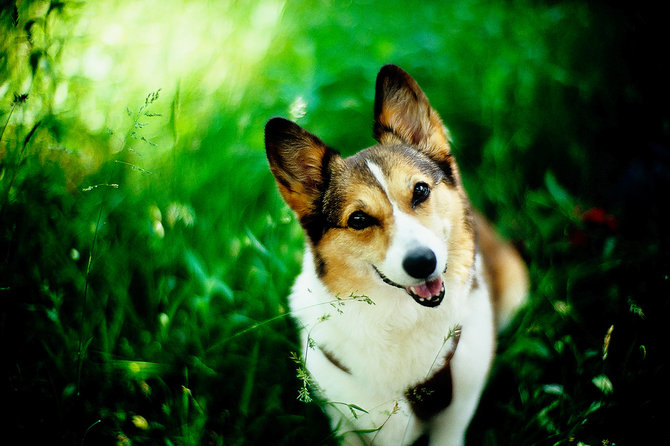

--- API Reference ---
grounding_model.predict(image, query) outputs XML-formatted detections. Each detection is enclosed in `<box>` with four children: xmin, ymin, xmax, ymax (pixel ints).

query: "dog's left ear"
<box><xmin>374</xmin><ymin>65</ymin><xmax>454</xmax><ymax>176</ymax></box>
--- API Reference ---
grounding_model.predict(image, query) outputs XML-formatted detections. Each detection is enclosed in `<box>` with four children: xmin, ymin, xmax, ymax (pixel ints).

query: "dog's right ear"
<box><xmin>265</xmin><ymin>117</ymin><xmax>341</xmax><ymax>219</ymax></box>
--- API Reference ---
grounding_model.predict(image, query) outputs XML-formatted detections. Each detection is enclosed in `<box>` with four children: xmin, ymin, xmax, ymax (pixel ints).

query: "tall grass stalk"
<box><xmin>76</xmin><ymin>186</ymin><xmax>106</xmax><ymax>396</ymax></box>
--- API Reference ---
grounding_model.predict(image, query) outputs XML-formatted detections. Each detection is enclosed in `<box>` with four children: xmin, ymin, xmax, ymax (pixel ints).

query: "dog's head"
<box><xmin>265</xmin><ymin>65</ymin><xmax>475</xmax><ymax>308</ymax></box>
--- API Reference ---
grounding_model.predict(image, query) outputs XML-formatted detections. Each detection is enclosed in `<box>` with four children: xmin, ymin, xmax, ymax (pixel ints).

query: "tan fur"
<box><xmin>475</xmin><ymin>212</ymin><xmax>529</xmax><ymax>329</ymax></box>
<box><xmin>317</xmin><ymin>181</ymin><xmax>393</xmax><ymax>296</ymax></box>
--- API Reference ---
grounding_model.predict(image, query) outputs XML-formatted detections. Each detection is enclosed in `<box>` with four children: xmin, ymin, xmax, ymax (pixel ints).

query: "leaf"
<box><xmin>542</xmin><ymin>384</ymin><xmax>564</xmax><ymax>396</ymax></box>
<box><xmin>584</xmin><ymin>401</ymin><xmax>602</xmax><ymax>417</ymax></box>
<box><xmin>349</xmin><ymin>427</ymin><xmax>383</xmax><ymax>434</ymax></box>
<box><xmin>348</xmin><ymin>404</ymin><xmax>369</xmax><ymax>419</ymax></box>
<box><xmin>592</xmin><ymin>375</ymin><xmax>613</xmax><ymax>395</ymax></box>
<box><xmin>544</xmin><ymin>171</ymin><xmax>575</xmax><ymax>215</ymax></box>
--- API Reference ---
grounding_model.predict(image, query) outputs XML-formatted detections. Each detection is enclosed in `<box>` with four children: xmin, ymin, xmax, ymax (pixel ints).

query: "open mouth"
<box><xmin>373</xmin><ymin>266</ymin><xmax>445</xmax><ymax>308</ymax></box>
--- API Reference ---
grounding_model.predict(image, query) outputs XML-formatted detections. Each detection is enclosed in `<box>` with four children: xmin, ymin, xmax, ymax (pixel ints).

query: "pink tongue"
<box><xmin>406</xmin><ymin>276</ymin><xmax>443</xmax><ymax>299</ymax></box>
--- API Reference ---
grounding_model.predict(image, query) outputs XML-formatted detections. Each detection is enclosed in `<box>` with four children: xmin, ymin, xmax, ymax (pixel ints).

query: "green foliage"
<box><xmin>1</xmin><ymin>1</ymin><xmax>669</xmax><ymax>445</ymax></box>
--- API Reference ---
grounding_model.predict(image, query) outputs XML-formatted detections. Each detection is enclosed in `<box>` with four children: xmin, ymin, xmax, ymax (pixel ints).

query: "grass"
<box><xmin>1</xmin><ymin>1</ymin><xmax>669</xmax><ymax>445</ymax></box>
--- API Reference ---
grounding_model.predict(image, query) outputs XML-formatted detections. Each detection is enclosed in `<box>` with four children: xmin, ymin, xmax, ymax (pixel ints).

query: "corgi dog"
<box><xmin>265</xmin><ymin>65</ymin><xmax>528</xmax><ymax>446</ymax></box>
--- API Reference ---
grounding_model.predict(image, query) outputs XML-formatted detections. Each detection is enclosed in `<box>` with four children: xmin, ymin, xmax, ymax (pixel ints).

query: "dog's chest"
<box><xmin>309</xmin><ymin>300</ymin><xmax>459</xmax><ymax>392</ymax></box>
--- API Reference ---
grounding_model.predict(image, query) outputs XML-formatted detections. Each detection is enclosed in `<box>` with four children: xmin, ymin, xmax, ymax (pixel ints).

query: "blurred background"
<box><xmin>1</xmin><ymin>1</ymin><xmax>668</xmax><ymax>444</ymax></box>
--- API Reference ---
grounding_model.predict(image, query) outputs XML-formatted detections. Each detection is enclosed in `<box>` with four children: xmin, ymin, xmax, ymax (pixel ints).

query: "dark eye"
<box><xmin>412</xmin><ymin>182</ymin><xmax>431</xmax><ymax>208</ymax></box>
<box><xmin>348</xmin><ymin>211</ymin><xmax>376</xmax><ymax>230</ymax></box>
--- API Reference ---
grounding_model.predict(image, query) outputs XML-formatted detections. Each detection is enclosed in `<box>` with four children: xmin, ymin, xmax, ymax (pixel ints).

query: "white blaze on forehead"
<box><xmin>366</xmin><ymin>160</ymin><xmax>391</xmax><ymax>201</ymax></box>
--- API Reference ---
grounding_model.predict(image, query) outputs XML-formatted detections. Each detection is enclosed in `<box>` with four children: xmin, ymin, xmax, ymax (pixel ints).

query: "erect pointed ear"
<box><xmin>265</xmin><ymin>117</ymin><xmax>341</xmax><ymax>219</ymax></box>
<box><xmin>373</xmin><ymin>65</ymin><xmax>456</xmax><ymax>182</ymax></box>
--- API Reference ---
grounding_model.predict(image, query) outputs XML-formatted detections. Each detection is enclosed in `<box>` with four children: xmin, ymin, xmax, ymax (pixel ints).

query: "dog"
<box><xmin>264</xmin><ymin>65</ymin><xmax>528</xmax><ymax>445</ymax></box>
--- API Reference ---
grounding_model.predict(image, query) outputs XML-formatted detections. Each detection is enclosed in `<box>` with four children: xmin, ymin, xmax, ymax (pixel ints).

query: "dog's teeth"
<box><xmin>411</xmin><ymin>287</ymin><xmax>426</xmax><ymax>301</ymax></box>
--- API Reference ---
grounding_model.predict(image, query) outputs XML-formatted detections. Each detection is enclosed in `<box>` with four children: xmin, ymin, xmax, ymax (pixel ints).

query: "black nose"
<box><xmin>403</xmin><ymin>247</ymin><xmax>437</xmax><ymax>279</ymax></box>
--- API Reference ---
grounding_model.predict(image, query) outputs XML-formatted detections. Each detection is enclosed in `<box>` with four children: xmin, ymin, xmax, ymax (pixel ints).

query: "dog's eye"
<box><xmin>412</xmin><ymin>182</ymin><xmax>431</xmax><ymax>208</ymax></box>
<box><xmin>348</xmin><ymin>211</ymin><xmax>376</xmax><ymax>230</ymax></box>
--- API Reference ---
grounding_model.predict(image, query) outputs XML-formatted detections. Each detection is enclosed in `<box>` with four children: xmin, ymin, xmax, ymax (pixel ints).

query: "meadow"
<box><xmin>1</xmin><ymin>1</ymin><xmax>668</xmax><ymax>444</ymax></box>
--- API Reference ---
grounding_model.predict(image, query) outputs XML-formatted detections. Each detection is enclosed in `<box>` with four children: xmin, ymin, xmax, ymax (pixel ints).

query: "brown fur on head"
<box><xmin>265</xmin><ymin>65</ymin><xmax>475</xmax><ymax>298</ymax></box>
